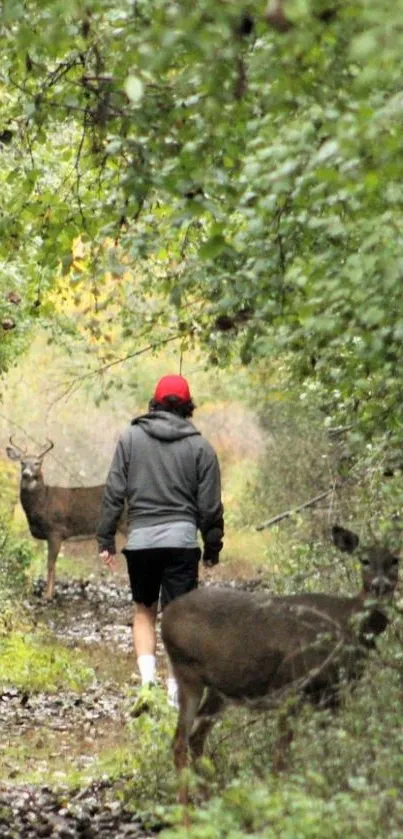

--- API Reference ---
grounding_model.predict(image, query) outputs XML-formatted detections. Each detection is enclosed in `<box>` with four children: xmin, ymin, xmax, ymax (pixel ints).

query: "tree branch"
<box><xmin>50</xmin><ymin>333</ymin><xmax>182</xmax><ymax>406</ymax></box>
<box><xmin>256</xmin><ymin>485</ymin><xmax>339</xmax><ymax>531</ymax></box>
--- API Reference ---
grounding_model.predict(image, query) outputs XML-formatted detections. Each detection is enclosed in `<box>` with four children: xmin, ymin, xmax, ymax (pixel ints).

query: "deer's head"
<box><xmin>6</xmin><ymin>437</ymin><xmax>54</xmax><ymax>490</ymax></box>
<box><xmin>332</xmin><ymin>525</ymin><xmax>399</xmax><ymax>598</ymax></box>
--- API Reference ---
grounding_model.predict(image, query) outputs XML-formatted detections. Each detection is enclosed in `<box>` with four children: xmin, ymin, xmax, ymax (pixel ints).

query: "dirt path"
<box><xmin>0</xmin><ymin>780</ymin><xmax>156</xmax><ymax>838</ymax></box>
<box><xmin>1</xmin><ymin>558</ymin><xmax>264</xmax><ymax>838</ymax></box>
<box><xmin>0</xmin><ymin>576</ymin><xmax>166</xmax><ymax>839</ymax></box>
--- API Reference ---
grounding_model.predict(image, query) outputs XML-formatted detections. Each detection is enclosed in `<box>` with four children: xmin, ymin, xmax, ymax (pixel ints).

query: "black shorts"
<box><xmin>123</xmin><ymin>547</ymin><xmax>201</xmax><ymax>609</ymax></box>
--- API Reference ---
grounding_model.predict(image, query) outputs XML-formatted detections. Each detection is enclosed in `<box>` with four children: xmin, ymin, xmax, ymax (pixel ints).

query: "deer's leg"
<box><xmin>173</xmin><ymin>679</ymin><xmax>204</xmax><ymax>806</ymax></box>
<box><xmin>45</xmin><ymin>534</ymin><xmax>62</xmax><ymax>600</ymax></box>
<box><xmin>189</xmin><ymin>688</ymin><xmax>225</xmax><ymax>762</ymax></box>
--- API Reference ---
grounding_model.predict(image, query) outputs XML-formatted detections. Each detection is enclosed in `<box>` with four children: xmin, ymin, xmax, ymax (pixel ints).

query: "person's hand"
<box><xmin>99</xmin><ymin>550</ymin><xmax>117</xmax><ymax>571</ymax></box>
<box><xmin>202</xmin><ymin>552</ymin><xmax>219</xmax><ymax>568</ymax></box>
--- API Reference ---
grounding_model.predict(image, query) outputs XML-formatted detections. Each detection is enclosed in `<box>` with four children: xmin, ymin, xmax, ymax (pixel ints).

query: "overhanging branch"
<box><xmin>256</xmin><ymin>485</ymin><xmax>340</xmax><ymax>531</ymax></box>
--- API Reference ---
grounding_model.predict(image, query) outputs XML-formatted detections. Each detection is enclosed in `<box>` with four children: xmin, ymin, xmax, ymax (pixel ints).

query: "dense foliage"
<box><xmin>1</xmin><ymin>0</ymin><xmax>403</xmax><ymax>447</ymax></box>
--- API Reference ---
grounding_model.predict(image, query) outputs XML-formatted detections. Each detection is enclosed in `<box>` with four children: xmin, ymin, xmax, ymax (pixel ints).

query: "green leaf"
<box><xmin>124</xmin><ymin>75</ymin><xmax>144</xmax><ymax>104</ymax></box>
<box><xmin>199</xmin><ymin>235</ymin><xmax>227</xmax><ymax>261</ymax></box>
<box><xmin>61</xmin><ymin>254</ymin><xmax>73</xmax><ymax>275</ymax></box>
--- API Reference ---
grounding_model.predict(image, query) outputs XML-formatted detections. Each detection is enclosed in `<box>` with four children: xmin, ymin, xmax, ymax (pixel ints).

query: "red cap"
<box><xmin>153</xmin><ymin>374</ymin><xmax>191</xmax><ymax>403</ymax></box>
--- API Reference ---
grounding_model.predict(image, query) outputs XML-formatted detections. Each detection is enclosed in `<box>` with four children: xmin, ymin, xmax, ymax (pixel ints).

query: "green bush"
<box><xmin>0</xmin><ymin>457</ymin><xmax>18</xmax><ymax>522</ymax></box>
<box><xmin>119</xmin><ymin>691</ymin><xmax>178</xmax><ymax>811</ymax></box>
<box><xmin>242</xmin><ymin>394</ymin><xmax>340</xmax><ymax>538</ymax></box>
<box><xmin>0</xmin><ymin>520</ymin><xmax>37</xmax><ymax>605</ymax></box>
<box><xmin>0</xmin><ymin>632</ymin><xmax>94</xmax><ymax>692</ymax></box>
<box><xmin>163</xmin><ymin>779</ymin><xmax>403</xmax><ymax>839</ymax></box>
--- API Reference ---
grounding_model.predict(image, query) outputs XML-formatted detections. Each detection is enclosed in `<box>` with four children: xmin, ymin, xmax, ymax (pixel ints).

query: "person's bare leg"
<box><xmin>133</xmin><ymin>601</ymin><xmax>158</xmax><ymax>684</ymax></box>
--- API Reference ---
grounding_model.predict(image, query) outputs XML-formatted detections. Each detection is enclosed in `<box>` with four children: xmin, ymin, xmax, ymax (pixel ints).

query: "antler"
<box><xmin>9</xmin><ymin>435</ymin><xmax>27</xmax><ymax>455</ymax></box>
<box><xmin>38</xmin><ymin>439</ymin><xmax>54</xmax><ymax>459</ymax></box>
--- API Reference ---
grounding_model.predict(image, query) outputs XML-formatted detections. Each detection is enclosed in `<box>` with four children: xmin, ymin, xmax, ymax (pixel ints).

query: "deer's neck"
<box><xmin>354</xmin><ymin>591</ymin><xmax>367</xmax><ymax>607</ymax></box>
<box><xmin>20</xmin><ymin>479</ymin><xmax>47</xmax><ymax>508</ymax></box>
<box><xmin>354</xmin><ymin>589</ymin><xmax>384</xmax><ymax>608</ymax></box>
<box><xmin>20</xmin><ymin>479</ymin><xmax>51</xmax><ymax>539</ymax></box>
<box><xmin>352</xmin><ymin>591</ymin><xmax>388</xmax><ymax>644</ymax></box>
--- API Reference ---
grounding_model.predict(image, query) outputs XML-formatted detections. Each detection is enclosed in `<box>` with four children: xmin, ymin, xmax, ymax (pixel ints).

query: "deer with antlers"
<box><xmin>6</xmin><ymin>437</ymin><xmax>114</xmax><ymax>599</ymax></box>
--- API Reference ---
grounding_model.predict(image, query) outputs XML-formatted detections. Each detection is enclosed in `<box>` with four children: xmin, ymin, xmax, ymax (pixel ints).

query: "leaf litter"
<box><xmin>0</xmin><ymin>576</ymin><xmax>167</xmax><ymax>838</ymax></box>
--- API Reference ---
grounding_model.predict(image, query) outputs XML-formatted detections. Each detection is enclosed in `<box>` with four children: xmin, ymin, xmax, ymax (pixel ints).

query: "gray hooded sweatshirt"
<box><xmin>97</xmin><ymin>411</ymin><xmax>224</xmax><ymax>556</ymax></box>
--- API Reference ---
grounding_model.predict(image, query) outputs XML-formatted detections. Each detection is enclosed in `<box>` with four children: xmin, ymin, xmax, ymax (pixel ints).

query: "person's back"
<box><xmin>97</xmin><ymin>374</ymin><xmax>224</xmax><ymax>711</ymax></box>
<box><xmin>100</xmin><ymin>410</ymin><xmax>222</xmax><ymax>535</ymax></box>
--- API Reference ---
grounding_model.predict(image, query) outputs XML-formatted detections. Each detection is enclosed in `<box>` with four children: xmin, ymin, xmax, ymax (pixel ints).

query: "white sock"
<box><xmin>167</xmin><ymin>677</ymin><xmax>179</xmax><ymax>708</ymax></box>
<box><xmin>137</xmin><ymin>654</ymin><xmax>156</xmax><ymax>685</ymax></box>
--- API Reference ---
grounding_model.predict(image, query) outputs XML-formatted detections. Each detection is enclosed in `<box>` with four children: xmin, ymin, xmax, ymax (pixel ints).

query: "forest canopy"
<box><xmin>1</xmin><ymin>0</ymin><xmax>403</xmax><ymax>448</ymax></box>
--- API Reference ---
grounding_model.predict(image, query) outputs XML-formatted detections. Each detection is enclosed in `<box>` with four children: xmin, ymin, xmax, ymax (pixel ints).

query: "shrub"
<box><xmin>0</xmin><ymin>520</ymin><xmax>37</xmax><ymax>606</ymax></box>
<box><xmin>0</xmin><ymin>632</ymin><xmax>94</xmax><ymax>692</ymax></box>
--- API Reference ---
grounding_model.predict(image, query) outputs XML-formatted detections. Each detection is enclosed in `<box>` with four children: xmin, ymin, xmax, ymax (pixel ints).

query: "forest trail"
<box><xmin>0</xmin><ymin>544</ymin><xmax>266</xmax><ymax>838</ymax></box>
<box><xmin>0</xmin><ymin>573</ymin><xmax>166</xmax><ymax>839</ymax></box>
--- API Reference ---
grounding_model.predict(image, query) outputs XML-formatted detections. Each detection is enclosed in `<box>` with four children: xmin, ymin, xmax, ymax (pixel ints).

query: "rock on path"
<box><xmin>0</xmin><ymin>780</ymin><xmax>160</xmax><ymax>838</ymax></box>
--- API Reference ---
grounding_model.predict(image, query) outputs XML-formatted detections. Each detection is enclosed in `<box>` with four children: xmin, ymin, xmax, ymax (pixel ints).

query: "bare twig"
<box><xmin>0</xmin><ymin>413</ymin><xmax>87</xmax><ymax>486</ymax></box>
<box><xmin>256</xmin><ymin>485</ymin><xmax>340</xmax><ymax>531</ymax></box>
<box><xmin>327</xmin><ymin>424</ymin><xmax>354</xmax><ymax>438</ymax></box>
<box><xmin>73</xmin><ymin>120</ymin><xmax>87</xmax><ymax>227</ymax></box>
<box><xmin>210</xmin><ymin>627</ymin><xmax>347</xmax><ymax>757</ymax></box>
<box><xmin>49</xmin><ymin>333</ymin><xmax>182</xmax><ymax>406</ymax></box>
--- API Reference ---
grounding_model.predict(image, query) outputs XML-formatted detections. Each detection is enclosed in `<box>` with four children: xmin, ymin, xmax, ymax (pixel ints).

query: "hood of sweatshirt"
<box><xmin>132</xmin><ymin>411</ymin><xmax>201</xmax><ymax>442</ymax></box>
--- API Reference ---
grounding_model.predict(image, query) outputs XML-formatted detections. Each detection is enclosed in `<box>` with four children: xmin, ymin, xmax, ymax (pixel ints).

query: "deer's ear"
<box><xmin>332</xmin><ymin>525</ymin><xmax>360</xmax><ymax>554</ymax></box>
<box><xmin>6</xmin><ymin>446</ymin><xmax>22</xmax><ymax>462</ymax></box>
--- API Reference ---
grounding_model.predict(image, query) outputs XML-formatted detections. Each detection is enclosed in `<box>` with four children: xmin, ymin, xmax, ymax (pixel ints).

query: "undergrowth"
<box><xmin>0</xmin><ymin>632</ymin><xmax>94</xmax><ymax>692</ymax></box>
<box><xmin>162</xmin><ymin>779</ymin><xmax>402</xmax><ymax>839</ymax></box>
<box><xmin>0</xmin><ymin>520</ymin><xmax>37</xmax><ymax>605</ymax></box>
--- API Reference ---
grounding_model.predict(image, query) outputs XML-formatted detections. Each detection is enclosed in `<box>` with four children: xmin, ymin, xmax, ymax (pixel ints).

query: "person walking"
<box><xmin>97</xmin><ymin>374</ymin><xmax>224</xmax><ymax>710</ymax></box>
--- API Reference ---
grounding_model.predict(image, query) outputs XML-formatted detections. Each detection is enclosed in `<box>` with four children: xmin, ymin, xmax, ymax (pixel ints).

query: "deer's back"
<box><xmin>274</xmin><ymin>592</ymin><xmax>389</xmax><ymax>646</ymax></box>
<box><xmin>273</xmin><ymin>592</ymin><xmax>360</xmax><ymax>623</ymax></box>
<box><xmin>21</xmin><ymin>484</ymin><xmax>105</xmax><ymax>539</ymax></box>
<box><xmin>162</xmin><ymin>587</ymin><xmax>354</xmax><ymax>702</ymax></box>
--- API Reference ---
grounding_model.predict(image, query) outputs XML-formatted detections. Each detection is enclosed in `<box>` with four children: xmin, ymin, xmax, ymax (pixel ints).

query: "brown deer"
<box><xmin>161</xmin><ymin>526</ymin><xmax>399</xmax><ymax>791</ymax></box>
<box><xmin>6</xmin><ymin>437</ymin><xmax>113</xmax><ymax>600</ymax></box>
